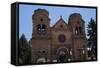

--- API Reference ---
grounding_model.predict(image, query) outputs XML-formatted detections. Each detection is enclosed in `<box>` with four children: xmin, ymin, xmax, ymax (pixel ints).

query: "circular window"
<box><xmin>58</xmin><ymin>34</ymin><xmax>66</xmax><ymax>43</ymax></box>
<box><xmin>40</xmin><ymin>18</ymin><xmax>43</xmax><ymax>22</ymax></box>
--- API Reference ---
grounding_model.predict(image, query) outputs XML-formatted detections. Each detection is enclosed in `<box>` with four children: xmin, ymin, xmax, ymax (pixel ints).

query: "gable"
<box><xmin>52</xmin><ymin>18</ymin><xmax>67</xmax><ymax>30</ymax></box>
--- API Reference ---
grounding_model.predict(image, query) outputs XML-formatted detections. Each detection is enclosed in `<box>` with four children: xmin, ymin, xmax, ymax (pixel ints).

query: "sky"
<box><xmin>19</xmin><ymin>4</ymin><xmax>96</xmax><ymax>41</ymax></box>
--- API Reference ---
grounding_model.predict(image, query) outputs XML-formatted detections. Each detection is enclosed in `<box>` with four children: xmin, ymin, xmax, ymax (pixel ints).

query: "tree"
<box><xmin>87</xmin><ymin>18</ymin><xmax>97</xmax><ymax>59</ymax></box>
<box><xmin>87</xmin><ymin>18</ymin><xmax>96</xmax><ymax>48</ymax></box>
<box><xmin>18</xmin><ymin>34</ymin><xmax>31</xmax><ymax>64</ymax></box>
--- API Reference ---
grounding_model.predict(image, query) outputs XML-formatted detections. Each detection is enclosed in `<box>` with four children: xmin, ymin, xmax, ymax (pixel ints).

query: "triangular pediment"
<box><xmin>52</xmin><ymin>17</ymin><xmax>67</xmax><ymax>29</ymax></box>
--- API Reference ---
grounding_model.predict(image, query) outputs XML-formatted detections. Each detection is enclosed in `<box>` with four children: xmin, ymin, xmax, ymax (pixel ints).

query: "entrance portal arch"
<box><xmin>56</xmin><ymin>47</ymin><xmax>69</xmax><ymax>62</ymax></box>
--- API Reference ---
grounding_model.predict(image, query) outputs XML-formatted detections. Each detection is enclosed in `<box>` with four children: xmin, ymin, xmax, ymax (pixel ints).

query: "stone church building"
<box><xmin>31</xmin><ymin>9</ymin><xmax>87</xmax><ymax>63</ymax></box>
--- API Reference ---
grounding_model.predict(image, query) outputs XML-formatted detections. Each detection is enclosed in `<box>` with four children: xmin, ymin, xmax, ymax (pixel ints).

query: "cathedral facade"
<box><xmin>31</xmin><ymin>9</ymin><xmax>87</xmax><ymax>63</ymax></box>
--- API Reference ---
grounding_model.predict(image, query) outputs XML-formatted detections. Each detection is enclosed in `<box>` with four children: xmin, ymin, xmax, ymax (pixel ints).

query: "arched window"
<box><xmin>75</xmin><ymin>27</ymin><xmax>78</xmax><ymax>35</ymax></box>
<box><xmin>37</xmin><ymin>24</ymin><xmax>46</xmax><ymax>33</ymax></box>
<box><xmin>79</xmin><ymin>27</ymin><xmax>82</xmax><ymax>34</ymax></box>
<box><xmin>37</xmin><ymin>24</ymin><xmax>41</xmax><ymax>33</ymax></box>
<box><xmin>75</xmin><ymin>26</ymin><xmax>83</xmax><ymax>35</ymax></box>
<box><xmin>42</xmin><ymin>24</ymin><xmax>46</xmax><ymax>32</ymax></box>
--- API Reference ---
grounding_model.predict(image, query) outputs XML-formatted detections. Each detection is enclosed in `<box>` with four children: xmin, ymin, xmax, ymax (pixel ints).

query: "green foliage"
<box><xmin>36</xmin><ymin>50</ymin><xmax>45</xmax><ymax>58</ymax></box>
<box><xmin>18</xmin><ymin>34</ymin><xmax>31</xmax><ymax>65</ymax></box>
<box><xmin>87</xmin><ymin>18</ymin><xmax>97</xmax><ymax>60</ymax></box>
<box><xmin>35</xmin><ymin>49</ymin><xmax>46</xmax><ymax>63</ymax></box>
<box><xmin>87</xmin><ymin>18</ymin><xmax>97</xmax><ymax>48</ymax></box>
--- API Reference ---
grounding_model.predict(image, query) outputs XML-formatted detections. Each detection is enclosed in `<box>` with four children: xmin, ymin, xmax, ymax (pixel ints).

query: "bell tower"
<box><xmin>31</xmin><ymin>9</ymin><xmax>51</xmax><ymax>63</ymax></box>
<box><xmin>68</xmin><ymin>13</ymin><xmax>85</xmax><ymax>35</ymax></box>
<box><xmin>32</xmin><ymin>8</ymin><xmax>50</xmax><ymax>34</ymax></box>
<box><xmin>68</xmin><ymin>13</ymin><xmax>87</xmax><ymax>60</ymax></box>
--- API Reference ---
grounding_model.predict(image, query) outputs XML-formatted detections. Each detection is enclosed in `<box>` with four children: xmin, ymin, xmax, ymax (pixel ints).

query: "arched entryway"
<box><xmin>56</xmin><ymin>47</ymin><xmax>69</xmax><ymax>62</ymax></box>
